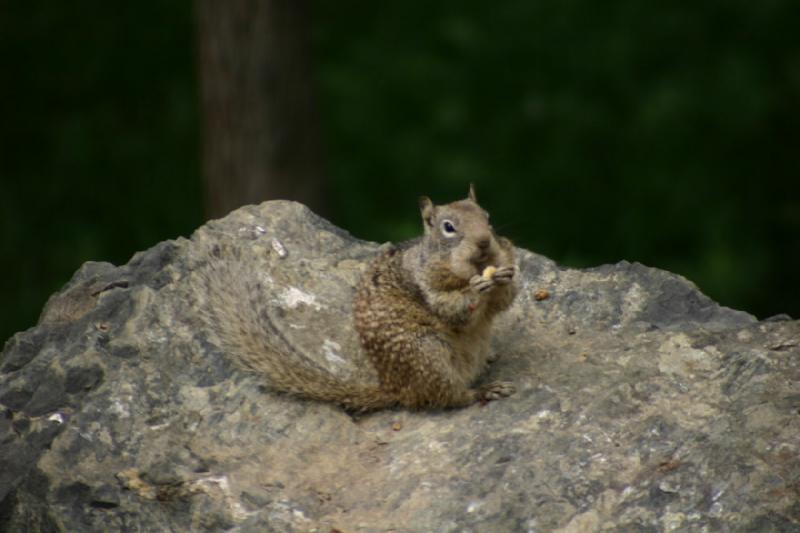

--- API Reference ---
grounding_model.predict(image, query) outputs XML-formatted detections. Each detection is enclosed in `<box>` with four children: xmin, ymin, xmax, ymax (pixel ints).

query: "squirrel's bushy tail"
<box><xmin>194</xmin><ymin>254</ymin><xmax>395</xmax><ymax>412</ymax></box>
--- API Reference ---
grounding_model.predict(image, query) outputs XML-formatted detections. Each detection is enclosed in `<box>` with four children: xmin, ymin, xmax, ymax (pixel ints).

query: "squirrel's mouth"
<box><xmin>472</xmin><ymin>252</ymin><xmax>492</xmax><ymax>268</ymax></box>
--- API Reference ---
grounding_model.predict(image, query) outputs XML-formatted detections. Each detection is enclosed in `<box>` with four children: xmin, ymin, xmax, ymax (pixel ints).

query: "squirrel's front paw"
<box><xmin>469</xmin><ymin>274</ymin><xmax>494</xmax><ymax>293</ymax></box>
<box><xmin>477</xmin><ymin>381</ymin><xmax>516</xmax><ymax>401</ymax></box>
<box><xmin>491</xmin><ymin>266</ymin><xmax>515</xmax><ymax>285</ymax></box>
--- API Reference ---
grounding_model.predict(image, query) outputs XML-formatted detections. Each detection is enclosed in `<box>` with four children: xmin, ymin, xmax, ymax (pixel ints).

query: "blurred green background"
<box><xmin>1</xmin><ymin>1</ymin><xmax>798</xmax><ymax>344</ymax></box>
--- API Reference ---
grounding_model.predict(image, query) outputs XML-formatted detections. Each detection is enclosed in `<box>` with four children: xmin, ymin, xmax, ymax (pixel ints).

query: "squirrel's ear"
<box><xmin>419</xmin><ymin>196</ymin><xmax>434</xmax><ymax>227</ymax></box>
<box><xmin>468</xmin><ymin>183</ymin><xmax>477</xmax><ymax>203</ymax></box>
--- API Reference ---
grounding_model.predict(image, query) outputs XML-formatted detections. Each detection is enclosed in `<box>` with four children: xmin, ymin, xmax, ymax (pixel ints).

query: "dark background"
<box><xmin>2</xmin><ymin>1</ymin><xmax>798</xmax><ymax>345</ymax></box>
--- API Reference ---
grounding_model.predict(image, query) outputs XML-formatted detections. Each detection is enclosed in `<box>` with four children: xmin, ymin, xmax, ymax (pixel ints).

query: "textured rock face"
<box><xmin>1</xmin><ymin>200</ymin><xmax>798</xmax><ymax>532</ymax></box>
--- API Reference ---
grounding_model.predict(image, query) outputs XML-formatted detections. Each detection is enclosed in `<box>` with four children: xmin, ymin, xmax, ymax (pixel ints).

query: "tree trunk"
<box><xmin>195</xmin><ymin>0</ymin><xmax>326</xmax><ymax>219</ymax></box>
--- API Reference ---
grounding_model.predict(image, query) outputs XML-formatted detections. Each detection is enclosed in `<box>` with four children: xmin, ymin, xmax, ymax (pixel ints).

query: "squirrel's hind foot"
<box><xmin>477</xmin><ymin>381</ymin><xmax>516</xmax><ymax>402</ymax></box>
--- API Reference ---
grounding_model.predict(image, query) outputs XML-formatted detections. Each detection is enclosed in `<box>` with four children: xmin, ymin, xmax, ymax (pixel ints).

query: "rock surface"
<box><xmin>1</xmin><ymin>200</ymin><xmax>798</xmax><ymax>532</ymax></box>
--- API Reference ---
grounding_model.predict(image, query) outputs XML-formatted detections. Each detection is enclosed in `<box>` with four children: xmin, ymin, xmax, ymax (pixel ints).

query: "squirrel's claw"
<box><xmin>491</xmin><ymin>266</ymin><xmax>515</xmax><ymax>285</ymax></box>
<box><xmin>469</xmin><ymin>274</ymin><xmax>494</xmax><ymax>293</ymax></box>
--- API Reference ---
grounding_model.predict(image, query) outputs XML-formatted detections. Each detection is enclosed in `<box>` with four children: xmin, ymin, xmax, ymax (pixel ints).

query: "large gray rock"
<box><xmin>1</xmin><ymin>201</ymin><xmax>798</xmax><ymax>532</ymax></box>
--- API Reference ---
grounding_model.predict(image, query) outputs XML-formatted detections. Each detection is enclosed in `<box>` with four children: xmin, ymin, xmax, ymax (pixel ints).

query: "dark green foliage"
<box><xmin>1</xmin><ymin>1</ymin><xmax>798</xmax><ymax>344</ymax></box>
<box><xmin>0</xmin><ymin>2</ymin><xmax>202</xmax><ymax>341</ymax></box>
<box><xmin>315</xmin><ymin>1</ymin><xmax>800</xmax><ymax>319</ymax></box>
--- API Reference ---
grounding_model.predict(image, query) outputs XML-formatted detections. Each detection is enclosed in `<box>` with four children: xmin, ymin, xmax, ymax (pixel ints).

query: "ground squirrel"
<box><xmin>200</xmin><ymin>185</ymin><xmax>518</xmax><ymax>411</ymax></box>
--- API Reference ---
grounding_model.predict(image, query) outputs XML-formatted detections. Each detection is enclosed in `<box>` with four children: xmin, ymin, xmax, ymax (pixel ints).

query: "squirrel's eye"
<box><xmin>441</xmin><ymin>220</ymin><xmax>457</xmax><ymax>237</ymax></box>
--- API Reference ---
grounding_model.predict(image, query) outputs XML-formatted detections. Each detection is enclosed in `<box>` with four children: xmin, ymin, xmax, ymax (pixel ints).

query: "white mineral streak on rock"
<box><xmin>271</xmin><ymin>238</ymin><xmax>288</xmax><ymax>258</ymax></box>
<box><xmin>280</xmin><ymin>286</ymin><xmax>322</xmax><ymax>310</ymax></box>
<box><xmin>322</xmin><ymin>339</ymin><xmax>345</xmax><ymax>366</ymax></box>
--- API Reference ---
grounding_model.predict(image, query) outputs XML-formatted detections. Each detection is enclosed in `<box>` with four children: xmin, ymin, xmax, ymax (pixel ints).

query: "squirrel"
<box><xmin>198</xmin><ymin>185</ymin><xmax>518</xmax><ymax>411</ymax></box>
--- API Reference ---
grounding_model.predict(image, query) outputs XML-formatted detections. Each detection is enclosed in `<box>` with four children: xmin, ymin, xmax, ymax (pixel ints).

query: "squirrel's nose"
<box><xmin>477</xmin><ymin>236</ymin><xmax>491</xmax><ymax>250</ymax></box>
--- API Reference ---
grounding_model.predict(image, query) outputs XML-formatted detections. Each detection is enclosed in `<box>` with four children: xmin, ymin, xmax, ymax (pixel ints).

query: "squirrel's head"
<box><xmin>419</xmin><ymin>184</ymin><xmax>501</xmax><ymax>279</ymax></box>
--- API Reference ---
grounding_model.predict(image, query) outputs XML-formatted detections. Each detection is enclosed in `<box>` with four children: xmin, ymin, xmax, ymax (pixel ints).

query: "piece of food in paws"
<box><xmin>482</xmin><ymin>265</ymin><xmax>497</xmax><ymax>280</ymax></box>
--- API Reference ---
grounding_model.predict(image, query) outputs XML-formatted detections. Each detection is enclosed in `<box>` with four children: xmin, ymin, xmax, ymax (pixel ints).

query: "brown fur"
<box><xmin>353</xmin><ymin>187</ymin><xmax>519</xmax><ymax>409</ymax></box>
